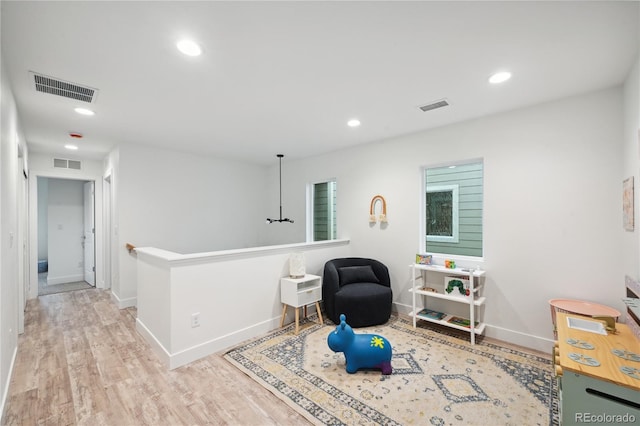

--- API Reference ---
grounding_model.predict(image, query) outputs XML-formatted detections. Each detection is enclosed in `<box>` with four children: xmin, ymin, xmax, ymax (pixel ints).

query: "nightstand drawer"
<box><xmin>298</xmin><ymin>285</ymin><xmax>321</xmax><ymax>306</ymax></box>
<box><xmin>281</xmin><ymin>274</ymin><xmax>322</xmax><ymax>307</ymax></box>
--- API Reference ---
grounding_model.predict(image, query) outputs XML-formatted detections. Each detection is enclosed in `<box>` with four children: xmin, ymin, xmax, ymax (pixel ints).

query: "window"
<box><xmin>308</xmin><ymin>180</ymin><xmax>337</xmax><ymax>241</ymax></box>
<box><xmin>426</xmin><ymin>184</ymin><xmax>459</xmax><ymax>243</ymax></box>
<box><xmin>422</xmin><ymin>161</ymin><xmax>483</xmax><ymax>258</ymax></box>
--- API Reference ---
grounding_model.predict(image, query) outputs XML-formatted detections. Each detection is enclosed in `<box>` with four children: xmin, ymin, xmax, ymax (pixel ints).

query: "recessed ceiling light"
<box><xmin>489</xmin><ymin>71</ymin><xmax>512</xmax><ymax>84</ymax></box>
<box><xmin>64</xmin><ymin>144</ymin><xmax>78</xmax><ymax>150</ymax></box>
<box><xmin>347</xmin><ymin>119</ymin><xmax>361</xmax><ymax>127</ymax></box>
<box><xmin>177</xmin><ymin>39</ymin><xmax>202</xmax><ymax>57</ymax></box>
<box><xmin>74</xmin><ymin>107</ymin><xmax>95</xmax><ymax>116</ymax></box>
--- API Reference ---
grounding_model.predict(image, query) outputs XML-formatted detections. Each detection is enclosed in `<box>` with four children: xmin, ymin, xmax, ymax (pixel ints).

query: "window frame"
<box><xmin>426</xmin><ymin>184</ymin><xmax>459</xmax><ymax>243</ymax></box>
<box><xmin>306</xmin><ymin>178</ymin><xmax>337</xmax><ymax>242</ymax></box>
<box><xmin>419</xmin><ymin>159</ymin><xmax>484</xmax><ymax>262</ymax></box>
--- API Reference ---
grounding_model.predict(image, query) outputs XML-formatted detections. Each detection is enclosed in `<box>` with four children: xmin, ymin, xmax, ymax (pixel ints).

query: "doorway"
<box><xmin>37</xmin><ymin>177</ymin><xmax>95</xmax><ymax>295</ymax></box>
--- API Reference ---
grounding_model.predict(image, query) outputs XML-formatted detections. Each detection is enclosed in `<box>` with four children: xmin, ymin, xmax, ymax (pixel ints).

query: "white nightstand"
<box><xmin>280</xmin><ymin>274</ymin><xmax>324</xmax><ymax>334</ymax></box>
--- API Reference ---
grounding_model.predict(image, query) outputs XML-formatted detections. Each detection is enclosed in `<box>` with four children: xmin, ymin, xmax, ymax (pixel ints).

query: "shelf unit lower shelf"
<box><xmin>409</xmin><ymin>287</ymin><xmax>486</xmax><ymax>305</ymax></box>
<box><xmin>409</xmin><ymin>310</ymin><xmax>486</xmax><ymax>335</ymax></box>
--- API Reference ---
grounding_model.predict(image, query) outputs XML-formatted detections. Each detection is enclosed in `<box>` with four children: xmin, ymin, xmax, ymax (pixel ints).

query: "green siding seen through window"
<box><xmin>313</xmin><ymin>181</ymin><xmax>336</xmax><ymax>241</ymax></box>
<box><xmin>425</xmin><ymin>161</ymin><xmax>483</xmax><ymax>257</ymax></box>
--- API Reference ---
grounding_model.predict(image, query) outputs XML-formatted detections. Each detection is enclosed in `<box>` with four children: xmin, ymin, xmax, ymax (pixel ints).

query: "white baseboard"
<box><xmin>137</xmin><ymin>301</ymin><xmax>553</xmax><ymax>371</ymax></box>
<box><xmin>0</xmin><ymin>346</ymin><xmax>18</xmax><ymax>421</ymax></box>
<box><xmin>136</xmin><ymin>318</ymin><xmax>171</xmax><ymax>367</ymax></box>
<box><xmin>136</xmin><ymin>316</ymin><xmax>283</xmax><ymax>370</ymax></box>
<box><xmin>392</xmin><ymin>302</ymin><xmax>553</xmax><ymax>354</ymax></box>
<box><xmin>96</xmin><ymin>278</ymin><xmax>106</xmax><ymax>290</ymax></box>
<box><xmin>46</xmin><ymin>273</ymin><xmax>84</xmax><ymax>285</ymax></box>
<box><xmin>168</xmin><ymin>317</ymin><xmax>283</xmax><ymax>369</ymax></box>
<box><xmin>110</xmin><ymin>291</ymin><xmax>136</xmax><ymax>309</ymax></box>
<box><xmin>483</xmin><ymin>325</ymin><xmax>554</xmax><ymax>353</ymax></box>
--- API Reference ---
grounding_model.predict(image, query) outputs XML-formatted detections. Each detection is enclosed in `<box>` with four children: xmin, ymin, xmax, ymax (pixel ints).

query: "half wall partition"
<box><xmin>135</xmin><ymin>239</ymin><xmax>350</xmax><ymax>369</ymax></box>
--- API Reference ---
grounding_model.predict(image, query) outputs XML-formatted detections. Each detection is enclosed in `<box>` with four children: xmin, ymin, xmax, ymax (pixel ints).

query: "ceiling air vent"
<box><xmin>53</xmin><ymin>158</ymin><xmax>82</xmax><ymax>170</ymax></box>
<box><xmin>418</xmin><ymin>99</ymin><xmax>450</xmax><ymax>112</ymax></box>
<box><xmin>30</xmin><ymin>71</ymin><xmax>98</xmax><ymax>103</ymax></box>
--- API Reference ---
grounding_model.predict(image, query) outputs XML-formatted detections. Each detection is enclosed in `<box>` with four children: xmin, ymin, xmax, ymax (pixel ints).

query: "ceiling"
<box><xmin>2</xmin><ymin>1</ymin><xmax>639</xmax><ymax>165</ymax></box>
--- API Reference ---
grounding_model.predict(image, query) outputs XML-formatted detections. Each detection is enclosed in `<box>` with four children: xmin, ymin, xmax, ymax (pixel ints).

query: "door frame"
<box><xmin>103</xmin><ymin>170</ymin><xmax>112</xmax><ymax>290</ymax></box>
<box><xmin>28</xmin><ymin>169</ymin><xmax>104</xmax><ymax>300</ymax></box>
<box><xmin>83</xmin><ymin>181</ymin><xmax>96</xmax><ymax>286</ymax></box>
<box><xmin>17</xmin><ymin>164</ymin><xmax>28</xmax><ymax>334</ymax></box>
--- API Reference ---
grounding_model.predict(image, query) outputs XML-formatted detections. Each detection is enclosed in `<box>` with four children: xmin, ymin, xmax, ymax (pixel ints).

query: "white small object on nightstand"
<box><xmin>289</xmin><ymin>252</ymin><xmax>306</xmax><ymax>278</ymax></box>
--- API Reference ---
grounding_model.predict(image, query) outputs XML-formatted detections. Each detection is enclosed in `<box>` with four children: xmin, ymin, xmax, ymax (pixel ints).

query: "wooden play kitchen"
<box><xmin>549</xmin><ymin>298</ymin><xmax>621</xmax><ymax>338</ymax></box>
<box><xmin>554</xmin><ymin>312</ymin><xmax>640</xmax><ymax>424</ymax></box>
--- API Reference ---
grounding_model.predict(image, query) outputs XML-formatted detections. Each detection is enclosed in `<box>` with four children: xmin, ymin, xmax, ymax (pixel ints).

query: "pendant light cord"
<box><xmin>266</xmin><ymin>154</ymin><xmax>293</xmax><ymax>223</ymax></box>
<box><xmin>279</xmin><ymin>154</ymin><xmax>283</xmax><ymax>218</ymax></box>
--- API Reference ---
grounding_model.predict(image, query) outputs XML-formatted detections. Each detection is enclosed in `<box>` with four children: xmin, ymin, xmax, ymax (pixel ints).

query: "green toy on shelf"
<box><xmin>445</xmin><ymin>279</ymin><xmax>466</xmax><ymax>295</ymax></box>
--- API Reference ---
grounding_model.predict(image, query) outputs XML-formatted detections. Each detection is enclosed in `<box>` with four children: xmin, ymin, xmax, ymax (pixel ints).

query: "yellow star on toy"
<box><xmin>370</xmin><ymin>336</ymin><xmax>385</xmax><ymax>349</ymax></box>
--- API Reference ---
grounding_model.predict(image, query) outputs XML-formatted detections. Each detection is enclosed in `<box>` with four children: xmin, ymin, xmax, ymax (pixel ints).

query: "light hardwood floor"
<box><xmin>37</xmin><ymin>273</ymin><xmax>93</xmax><ymax>296</ymax></box>
<box><xmin>2</xmin><ymin>289</ymin><xmax>309</xmax><ymax>425</ymax></box>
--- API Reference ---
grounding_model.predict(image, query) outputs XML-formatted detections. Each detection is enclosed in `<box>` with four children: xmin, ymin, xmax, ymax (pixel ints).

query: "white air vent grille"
<box><xmin>418</xmin><ymin>99</ymin><xmax>450</xmax><ymax>112</ymax></box>
<box><xmin>53</xmin><ymin>158</ymin><xmax>82</xmax><ymax>170</ymax></box>
<box><xmin>30</xmin><ymin>71</ymin><xmax>98</xmax><ymax>103</ymax></box>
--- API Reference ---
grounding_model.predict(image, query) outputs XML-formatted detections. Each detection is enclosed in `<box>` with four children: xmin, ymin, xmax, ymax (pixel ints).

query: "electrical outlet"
<box><xmin>191</xmin><ymin>312</ymin><xmax>200</xmax><ymax>328</ymax></box>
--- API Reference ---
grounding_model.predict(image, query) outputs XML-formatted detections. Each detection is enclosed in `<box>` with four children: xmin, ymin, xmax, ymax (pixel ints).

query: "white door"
<box><xmin>83</xmin><ymin>181</ymin><xmax>95</xmax><ymax>286</ymax></box>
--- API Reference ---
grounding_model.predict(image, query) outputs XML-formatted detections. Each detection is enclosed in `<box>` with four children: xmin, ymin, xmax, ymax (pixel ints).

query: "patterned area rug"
<box><xmin>224</xmin><ymin>315</ymin><xmax>558</xmax><ymax>425</ymax></box>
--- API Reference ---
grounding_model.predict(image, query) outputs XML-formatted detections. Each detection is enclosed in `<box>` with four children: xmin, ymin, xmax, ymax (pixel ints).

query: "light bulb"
<box><xmin>177</xmin><ymin>39</ymin><xmax>202</xmax><ymax>56</ymax></box>
<box><xmin>489</xmin><ymin>71</ymin><xmax>512</xmax><ymax>84</ymax></box>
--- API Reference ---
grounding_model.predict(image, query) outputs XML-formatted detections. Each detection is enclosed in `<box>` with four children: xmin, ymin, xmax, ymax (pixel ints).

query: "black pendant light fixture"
<box><xmin>266</xmin><ymin>154</ymin><xmax>294</xmax><ymax>224</ymax></box>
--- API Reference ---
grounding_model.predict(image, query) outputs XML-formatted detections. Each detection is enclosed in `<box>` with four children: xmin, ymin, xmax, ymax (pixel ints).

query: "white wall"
<box><xmin>46</xmin><ymin>178</ymin><xmax>85</xmax><ymax>285</ymax></box>
<box><xmin>276</xmin><ymin>87</ymin><xmax>625</xmax><ymax>351</ymax></box>
<box><xmin>622</xmin><ymin>54</ymin><xmax>640</xmax><ymax>279</ymax></box>
<box><xmin>36</xmin><ymin>178</ymin><xmax>48</xmax><ymax>261</ymax></box>
<box><xmin>0</xmin><ymin>54</ymin><xmax>22</xmax><ymax>417</ymax></box>
<box><xmin>109</xmin><ymin>143</ymin><xmax>269</xmax><ymax>307</ymax></box>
